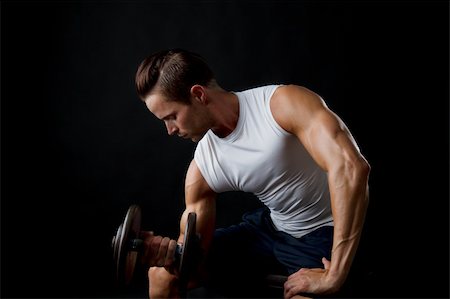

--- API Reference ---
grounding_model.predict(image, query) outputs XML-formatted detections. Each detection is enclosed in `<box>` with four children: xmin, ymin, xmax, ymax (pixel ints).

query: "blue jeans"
<box><xmin>203</xmin><ymin>207</ymin><xmax>333</xmax><ymax>297</ymax></box>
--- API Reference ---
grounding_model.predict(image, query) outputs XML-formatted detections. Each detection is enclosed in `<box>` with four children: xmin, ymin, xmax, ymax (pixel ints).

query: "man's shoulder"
<box><xmin>241</xmin><ymin>84</ymin><xmax>283</xmax><ymax>92</ymax></box>
<box><xmin>236</xmin><ymin>84</ymin><xmax>284</xmax><ymax>101</ymax></box>
<box><xmin>270</xmin><ymin>84</ymin><xmax>320</xmax><ymax>104</ymax></box>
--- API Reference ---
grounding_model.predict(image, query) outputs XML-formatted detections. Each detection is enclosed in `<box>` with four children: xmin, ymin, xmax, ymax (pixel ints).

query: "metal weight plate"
<box><xmin>112</xmin><ymin>223</ymin><xmax>123</xmax><ymax>274</ymax></box>
<box><xmin>112</xmin><ymin>205</ymin><xmax>142</xmax><ymax>285</ymax></box>
<box><xmin>178</xmin><ymin>212</ymin><xmax>197</xmax><ymax>286</ymax></box>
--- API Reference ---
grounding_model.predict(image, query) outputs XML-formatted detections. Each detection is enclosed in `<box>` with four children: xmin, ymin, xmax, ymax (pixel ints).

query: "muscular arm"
<box><xmin>146</xmin><ymin>160</ymin><xmax>216</xmax><ymax>298</ymax></box>
<box><xmin>178</xmin><ymin>160</ymin><xmax>217</xmax><ymax>276</ymax></box>
<box><xmin>271</xmin><ymin>85</ymin><xmax>370</xmax><ymax>296</ymax></box>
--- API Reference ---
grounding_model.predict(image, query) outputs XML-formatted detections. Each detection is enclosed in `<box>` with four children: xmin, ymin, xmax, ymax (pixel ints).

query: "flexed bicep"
<box><xmin>179</xmin><ymin>160</ymin><xmax>217</xmax><ymax>251</ymax></box>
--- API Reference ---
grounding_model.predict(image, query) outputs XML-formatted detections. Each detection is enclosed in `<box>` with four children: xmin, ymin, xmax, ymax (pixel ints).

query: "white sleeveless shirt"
<box><xmin>194</xmin><ymin>85</ymin><xmax>333</xmax><ymax>238</ymax></box>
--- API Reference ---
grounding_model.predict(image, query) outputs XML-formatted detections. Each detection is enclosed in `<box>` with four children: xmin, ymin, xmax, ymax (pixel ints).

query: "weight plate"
<box><xmin>115</xmin><ymin>205</ymin><xmax>142</xmax><ymax>285</ymax></box>
<box><xmin>178</xmin><ymin>212</ymin><xmax>196</xmax><ymax>283</ymax></box>
<box><xmin>112</xmin><ymin>223</ymin><xmax>123</xmax><ymax>281</ymax></box>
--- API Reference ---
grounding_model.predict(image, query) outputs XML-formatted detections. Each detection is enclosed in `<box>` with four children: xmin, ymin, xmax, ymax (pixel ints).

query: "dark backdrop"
<box><xmin>1</xmin><ymin>1</ymin><xmax>448</xmax><ymax>298</ymax></box>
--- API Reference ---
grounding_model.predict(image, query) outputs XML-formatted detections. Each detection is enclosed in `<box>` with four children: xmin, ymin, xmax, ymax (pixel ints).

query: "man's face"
<box><xmin>144</xmin><ymin>92</ymin><xmax>213</xmax><ymax>142</ymax></box>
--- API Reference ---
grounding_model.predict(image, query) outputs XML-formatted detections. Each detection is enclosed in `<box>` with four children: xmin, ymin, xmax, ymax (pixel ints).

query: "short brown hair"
<box><xmin>135</xmin><ymin>49</ymin><xmax>215</xmax><ymax>104</ymax></box>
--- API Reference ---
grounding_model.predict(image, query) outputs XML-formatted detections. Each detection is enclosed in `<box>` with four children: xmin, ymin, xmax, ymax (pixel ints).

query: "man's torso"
<box><xmin>194</xmin><ymin>85</ymin><xmax>333</xmax><ymax>238</ymax></box>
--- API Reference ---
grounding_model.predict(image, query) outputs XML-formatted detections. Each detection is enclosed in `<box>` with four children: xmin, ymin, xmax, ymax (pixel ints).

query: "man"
<box><xmin>135</xmin><ymin>49</ymin><xmax>370</xmax><ymax>298</ymax></box>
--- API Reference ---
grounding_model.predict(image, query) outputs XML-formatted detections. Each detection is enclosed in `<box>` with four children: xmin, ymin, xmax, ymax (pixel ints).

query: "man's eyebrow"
<box><xmin>161</xmin><ymin>113</ymin><xmax>174</xmax><ymax>121</ymax></box>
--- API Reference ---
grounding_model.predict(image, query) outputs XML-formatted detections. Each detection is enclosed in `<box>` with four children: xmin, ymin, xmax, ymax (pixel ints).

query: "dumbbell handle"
<box><xmin>130</xmin><ymin>238</ymin><xmax>144</xmax><ymax>251</ymax></box>
<box><xmin>129</xmin><ymin>237</ymin><xmax>184</xmax><ymax>259</ymax></box>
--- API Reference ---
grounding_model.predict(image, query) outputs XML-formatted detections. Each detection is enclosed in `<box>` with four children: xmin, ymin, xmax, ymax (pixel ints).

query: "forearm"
<box><xmin>147</xmin><ymin>161</ymin><xmax>216</xmax><ymax>298</ymax></box>
<box><xmin>178</xmin><ymin>160</ymin><xmax>217</xmax><ymax>250</ymax></box>
<box><xmin>327</xmin><ymin>159</ymin><xmax>370</xmax><ymax>288</ymax></box>
<box><xmin>173</xmin><ymin>160</ymin><xmax>217</xmax><ymax>287</ymax></box>
<box><xmin>177</xmin><ymin>198</ymin><xmax>216</xmax><ymax>253</ymax></box>
<box><xmin>175</xmin><ymin>194</ymin><xmax>216</xmax><ymax>288</ymax></box>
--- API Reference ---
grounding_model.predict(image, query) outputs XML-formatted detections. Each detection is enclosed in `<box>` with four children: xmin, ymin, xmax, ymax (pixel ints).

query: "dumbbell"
<box><xmin>111</xmin><ymin>205</ymin><xmax>199</xmax><ymax>287</ymax></box>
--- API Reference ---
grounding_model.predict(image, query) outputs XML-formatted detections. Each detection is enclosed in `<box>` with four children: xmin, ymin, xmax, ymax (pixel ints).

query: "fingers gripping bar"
<box><xmin>111</xmin><ymin>205</ymin><xmax>199</xmax><ymax>287</ymax></box>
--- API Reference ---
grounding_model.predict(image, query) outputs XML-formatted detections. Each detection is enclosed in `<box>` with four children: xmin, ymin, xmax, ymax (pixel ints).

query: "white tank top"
<box><xmin>194</xmin><ymin>85</ymin><xmax>333</xmax><ymax>238</ymax></box>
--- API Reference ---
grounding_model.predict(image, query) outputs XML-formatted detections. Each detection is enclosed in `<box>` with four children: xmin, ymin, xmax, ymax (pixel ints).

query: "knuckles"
<box><xmin>141</xmin><ymin>233</ymin><xmax>177</xmax><ymax>268</ymax></box>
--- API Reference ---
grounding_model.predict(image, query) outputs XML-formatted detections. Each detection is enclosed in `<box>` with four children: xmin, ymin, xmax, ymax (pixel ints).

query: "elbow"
<box><xmin>355</xmin><ymin>157</ymin><xmax>370</xmax><ymax>205</ymax></box>
<box><xmin>332</xmin><ymin>156</ymin><xmax>371</xmax><ymax>193</ymax></box>
<box><xmin>344</xmin><ymin>156</ymin><xmax>370</xmax><ymax>194</ymax></box>
<box><xmin>341</xmin><ymin>156</ymin><xmax>370</xmax><ymax>182</ymax></box>
<box><xmin>357</xmin><ymin>157</ymin><xmax>371</xmax><ymax>180</ymax></box>
<box><xmin>347</xmin><ymin>153</ymin><xmax>370</xmax><ymax>179</ymax></box>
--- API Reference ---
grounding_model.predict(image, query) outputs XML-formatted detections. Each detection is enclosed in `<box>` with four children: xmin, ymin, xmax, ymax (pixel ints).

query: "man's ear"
<box><xmin>190</xmin><ymin>85</ymin><xmax>207</xmax><ymax>104</ymax></box>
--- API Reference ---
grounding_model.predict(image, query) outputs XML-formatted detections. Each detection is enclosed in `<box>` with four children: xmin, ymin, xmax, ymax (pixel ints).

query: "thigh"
<box><xmin>204</xmin><ymin>208</ymin><xmax>283</xmax><ymax>297</ymax></box>
<box><xmin>206</xmin><ymin>221</ymin><xmax>278</xmax><ymax>278</ymax></box>
<box><xmin>274</xmin><ymin>225</ymin><xmax>334</xmax><ymax>274</ymax></box>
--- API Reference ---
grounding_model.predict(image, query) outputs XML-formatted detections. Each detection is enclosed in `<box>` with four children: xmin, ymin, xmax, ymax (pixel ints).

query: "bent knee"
<box><xmin>148</xmin><ymin>266</ymin><xmax>177</xmax><ymax>284</ymax></box>
<box><xmin>148</xmin><ymin>267</ymin><xmax>179</xmax><ymax>298</ymax></box>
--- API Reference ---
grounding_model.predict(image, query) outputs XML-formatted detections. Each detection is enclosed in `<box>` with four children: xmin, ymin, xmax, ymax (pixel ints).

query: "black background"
<box><xmin>1</xmin><ymin>1</ymin><xmax>448</xmax><ymax>298</ymax></box>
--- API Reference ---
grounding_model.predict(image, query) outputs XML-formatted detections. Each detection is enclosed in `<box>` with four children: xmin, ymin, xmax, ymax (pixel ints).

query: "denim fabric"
<box><xmin>203</xmin><ymin>207</ymin><xmax>333</xmax><ymax>297</ymax></box>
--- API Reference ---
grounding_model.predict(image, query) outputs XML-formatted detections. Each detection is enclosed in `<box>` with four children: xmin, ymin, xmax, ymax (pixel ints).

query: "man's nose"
<box><xmin>165</xmin><ymin>121</ymin><xmax>178</xmax><ymax>136</ymax></box>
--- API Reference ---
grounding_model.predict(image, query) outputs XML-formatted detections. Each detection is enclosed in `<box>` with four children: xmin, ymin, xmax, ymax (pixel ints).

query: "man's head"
<box><xmin>135</xmin><ymin>48</ymin><xmax>215</xmax><ymax>103</ymax></box>
<box><xmin>135</xmin><ymin>49</ymin><xmax>217</xmax><ymax>142</ymax></box>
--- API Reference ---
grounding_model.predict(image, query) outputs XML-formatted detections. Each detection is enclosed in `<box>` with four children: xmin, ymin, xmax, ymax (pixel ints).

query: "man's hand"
<box><xmin>283</xmin><ymin>258</ymin><xmax>339</xmax><ymax>299</ymax></box>
<box><xmin>140</xmin><ymin>231</ymin><xmax>178</xmax><ymax>274</ymax></box>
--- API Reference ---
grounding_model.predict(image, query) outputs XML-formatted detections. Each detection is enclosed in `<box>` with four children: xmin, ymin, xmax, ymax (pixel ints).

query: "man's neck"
<box><xmin>208</xmin><ymin>88</ymin><xmax>240</xmax><ymax>138</ymax></box>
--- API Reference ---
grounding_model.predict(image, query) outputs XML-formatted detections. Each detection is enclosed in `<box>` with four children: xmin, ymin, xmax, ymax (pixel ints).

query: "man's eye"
<box><xmin>163</xmin><ymin>115</ymin><xmax>176</xmax><ymax>121</ymax></box>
